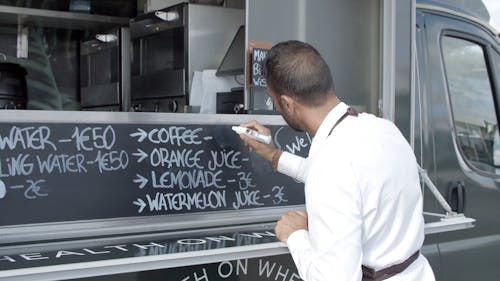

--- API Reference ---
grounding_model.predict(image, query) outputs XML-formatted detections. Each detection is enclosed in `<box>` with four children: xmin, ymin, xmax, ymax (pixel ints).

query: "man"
<box><xmin>239</xmin><ymin>41</ymin><xmax>435</xmax><ymax>281</ymax></box>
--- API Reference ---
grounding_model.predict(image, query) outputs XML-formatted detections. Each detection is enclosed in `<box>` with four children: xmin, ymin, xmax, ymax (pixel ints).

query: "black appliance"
<box><xmin>130</xmin><ymin>3</ymin><xmax>244</xmax><ymax>112</ymax></box>
<box><xmin>0</xmin><ymin>62</ymin><xmax>27</xmax><ymax>109</ymax></box>
<box><xmin>216</xmin><ymin>90</ymin><xmax>244</xmax><ymax>114</ymax></box>
<box><xmin>80</xmin><ymin>27</ymin><xmax>130</xmax><ymax>111</ymax></box>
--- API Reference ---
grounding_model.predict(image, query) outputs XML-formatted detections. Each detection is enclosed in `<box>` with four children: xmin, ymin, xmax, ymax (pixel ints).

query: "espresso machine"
<box><xmin>80</xmin><ymin>27</ymin><xmax>131</xmax><ymax>111</ymax></box>
<box><xmin>129</xmin><ymin>3</ymin><xmax>244</xmax><ymax>112</ymax></box>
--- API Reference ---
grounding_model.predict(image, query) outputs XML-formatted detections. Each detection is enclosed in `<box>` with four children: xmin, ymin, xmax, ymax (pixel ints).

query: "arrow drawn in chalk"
<box><xmin>133</xmin><ymin>198</ymin><xmax>147</xmax><ymax>213</ymax></box>
<box><xmin>130</xmin><ymin>128</ymin><xmax>148</xmax><ymax>142</ymax></box>
<box><xmin>133</xmin><ymin>174</ymin><xmax>148</xmax><ymax>189</ymax></box>
<box><xmin>132</xmin><ymin>149</ymin><xmax>148</xmax><ymax>163</ymax></box>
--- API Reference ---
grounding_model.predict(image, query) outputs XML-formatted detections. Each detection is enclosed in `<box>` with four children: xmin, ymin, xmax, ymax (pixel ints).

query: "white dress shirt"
<box><xmin>278</xmin><ymin>102</ymin><xmax>435</xmax><ymax>281</ymax></box>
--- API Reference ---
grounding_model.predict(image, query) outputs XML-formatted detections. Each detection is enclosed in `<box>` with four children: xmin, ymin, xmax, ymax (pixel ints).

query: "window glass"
<box><xmin>0</xmin><ymin>26</ymin><xmax>80</xmax><ymax>110</ymax></box>
<box><xmin>442</xmin><ymin>36</ymin><xmax>498</xmax><ymax>174</ymax></box>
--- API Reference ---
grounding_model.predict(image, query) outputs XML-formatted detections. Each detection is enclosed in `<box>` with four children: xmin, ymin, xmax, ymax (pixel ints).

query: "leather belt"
<box><xmin>362</xmin><ymin>251</ymin><xmax>420</xmax><ymax>281</ymax></box>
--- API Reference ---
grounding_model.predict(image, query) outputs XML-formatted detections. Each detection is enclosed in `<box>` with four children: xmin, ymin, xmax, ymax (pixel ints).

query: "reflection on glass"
<box><xmin>0</xmin><ymin>26</ymin><xmax>80</xmax><ymax>110</ymax></box>
<box><xmin>442</xmin><ymin>36</ymin><xmax>498</xmax><ymax>174</ymax></box>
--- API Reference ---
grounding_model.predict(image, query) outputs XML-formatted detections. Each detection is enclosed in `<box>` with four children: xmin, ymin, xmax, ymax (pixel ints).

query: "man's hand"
<box><xmin>275</xmin><ymin>210</ymin><xmax>308</xmax><ymax>243</ymax></box>
<box><xmin>239</xmin><ymin>120</ymin><xmax>278</xmax><ymax>163</ymax></box>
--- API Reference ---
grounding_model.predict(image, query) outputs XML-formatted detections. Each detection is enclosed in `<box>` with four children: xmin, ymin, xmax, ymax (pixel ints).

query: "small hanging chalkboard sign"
<box><xmin>250</xmin><ymin>47</ymin><xmax>269</xmax><ymax>88</ymax></box>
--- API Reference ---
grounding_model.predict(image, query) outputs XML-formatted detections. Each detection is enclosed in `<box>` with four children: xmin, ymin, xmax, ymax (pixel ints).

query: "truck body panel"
<box><xmin>416</xmin><ymin>3</ymin><xmax>500</xmax><ymax>279</ymax></box>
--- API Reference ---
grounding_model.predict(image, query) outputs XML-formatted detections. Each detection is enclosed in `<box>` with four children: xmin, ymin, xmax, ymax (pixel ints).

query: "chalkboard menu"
<box><xmin>0</xmin><ymin>121</ymin><xmax>310</xmax><ymax>226</ymax></box>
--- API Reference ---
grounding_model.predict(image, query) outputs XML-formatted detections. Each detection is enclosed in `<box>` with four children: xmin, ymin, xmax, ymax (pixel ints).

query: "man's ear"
<box><xmin>279</xmin><ymin>95</ymin><xmax>296</xmax><ymax>113</ymax></box>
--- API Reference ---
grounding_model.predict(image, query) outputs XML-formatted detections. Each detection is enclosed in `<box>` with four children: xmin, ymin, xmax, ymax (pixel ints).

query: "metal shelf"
<box><xmin>424</xmin><ymin>213</ymin><xmax>476</xmax><ymax>235</ymax></box>
<box><xmin>0</xmin><ymin>5</ymin><xmax>129</xmax><ymax>31</ymax></box>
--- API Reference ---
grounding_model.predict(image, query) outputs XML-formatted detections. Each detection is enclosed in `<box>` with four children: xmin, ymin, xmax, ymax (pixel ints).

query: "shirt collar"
<box><xmin>308</xmin><ymin>102</ymin><xmax>349</xmax><ymax>156</ymax></box>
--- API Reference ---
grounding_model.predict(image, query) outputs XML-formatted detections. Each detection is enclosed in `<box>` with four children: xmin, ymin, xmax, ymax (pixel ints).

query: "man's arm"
<box><xmin>275</xmin><ymin>210</ymin><xmax>308</xmax><ymax>242</ymax></box>
<box><xmin>238</xmin><ymin>120</ymin><xmax>307</xmax><ymax>183</ymax></box>
<box><xmin>277</xmin><ymin>151</ymin><xmax>308</xmax><ymax>183</ymax></box>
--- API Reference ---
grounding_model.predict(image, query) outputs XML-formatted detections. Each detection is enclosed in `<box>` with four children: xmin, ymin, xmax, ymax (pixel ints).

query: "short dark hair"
<box><xmin>264</xmin><ymin>40</ymin><xmax>335</xmax><ymax>107</ymax></box>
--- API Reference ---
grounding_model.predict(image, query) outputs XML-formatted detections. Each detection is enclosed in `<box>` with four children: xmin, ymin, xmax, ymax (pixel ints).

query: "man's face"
<box><xmin>267</xmin><ymin>87</ymin><xmax>304</xmax><ymax>132</ymax></box>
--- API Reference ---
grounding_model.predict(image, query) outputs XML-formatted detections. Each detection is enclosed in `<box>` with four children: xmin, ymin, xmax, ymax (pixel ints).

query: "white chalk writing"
<box><xmin>272</xmin><ymin>186</ymin><xmax>288</xmax><ymax>205</ymax></box>
<box><xmin>130</xmin><ymin>127</ymin><xmax>202</xmax><ymax>146</ymax></box>
<box><xmin>274</xmin><ymin>127</ymin><xmax>311</xmax><ymax>153</ymax></box>
<box><xmin>37</xmin><ymin>154</ymin><xmax>87</xmax><ymax>174</ymax></box>
<box><xmin>141</xmin><ymin>191</ymin><xmax>227</xmax><ymax>212</ymax></box>
<box><xmin>0</xmin><ymin>154</ymin><xmax>33</xmax><ymax>176</ymax></box>
<box><xmin>208</xmin><ymin>150</ymin><xmax>241</xmax><ymax>171</ymax></box>
<box><xmin>0</xmin><ymin>126</ymin><xmax>56</xmax><ymax>151</ymax></box>
<box><xmin>71</xmin><ymin>125</ymin><xmax>116</xmax><ymax>152</ymax></box>
<box><xmin>24</xmin><ymin>179</ymin><xmax>47</xmax><ymax>199</ymax></box>
<box><xmin>237</xmin><ymin>172</ymin><xmax>255</xmax><ymax>190</ymax></box>
<box><xmin>93</xmin><ymin>150</ymin><xmax>129</xmax><ymax>173</ymax></box>
<box><xmin>150</xmin><ymin>170</ymin><xmax>225</xmax><ymax>190</ymax></box>
<box><xmin>133</xmin><ymin>174</ymin><xmax>148</xmax><ymax>189</ymax></box>
<box><xmin>232</xmin><ymin>190</ymin><xmax>264</xmax><ymax>209</ymax></box>
<box><xmin>0</xmin><ymin>123</ymin><xmax>301</xmax><ymax>218</ymax></box>
<box><xmin>149</xmin><ymin>148</ymin><xmax>204</xmax><ymax>169</ymax></box>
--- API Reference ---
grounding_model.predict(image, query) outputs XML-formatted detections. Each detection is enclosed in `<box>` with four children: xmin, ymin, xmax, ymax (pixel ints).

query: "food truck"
<box><xmin>0</xmin><ymin>0</ymin><xmax>498</xmax><ymax>280</ymax></box>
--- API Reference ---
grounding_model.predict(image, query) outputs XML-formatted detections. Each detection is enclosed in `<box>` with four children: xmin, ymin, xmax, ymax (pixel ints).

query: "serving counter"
<box><xmin>0</xmin><ymin>110</ymin><xmax>470</xmax><ymax>280</ymax></box>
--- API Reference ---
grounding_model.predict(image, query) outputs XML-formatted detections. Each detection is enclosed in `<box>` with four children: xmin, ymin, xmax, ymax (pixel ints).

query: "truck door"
<box><xmin>417</xmin><ymin>8</ymin><xmax>500</xmax><ymax>281</ymax></box>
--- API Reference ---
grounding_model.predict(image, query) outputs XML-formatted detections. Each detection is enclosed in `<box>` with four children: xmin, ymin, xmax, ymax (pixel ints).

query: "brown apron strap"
<box><xmin>362</xmin><ymin>251</ymin><xmax>420</xmax><ymax>281</ymax></box>
<box><xmin>327</xmin><ymin>107</ymin><xmax>358</xmax><ymax>137</ymax></box>
<box><xmin>328</xmin><ymin>107</ymin><xmax>418</xmax><ymax>280</ymax></box>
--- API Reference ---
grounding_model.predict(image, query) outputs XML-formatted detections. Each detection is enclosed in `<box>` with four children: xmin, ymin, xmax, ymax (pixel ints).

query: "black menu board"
<box><xmin>0</xmin><ymin>121</ymin><xmax>310</xmax><ymax>226</ymax></box>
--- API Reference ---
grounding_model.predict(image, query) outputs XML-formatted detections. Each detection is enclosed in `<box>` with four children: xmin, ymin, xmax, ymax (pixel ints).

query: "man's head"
<box><xmin>264</xmin><ymin>40</ymin><xmax>336</xmax><ymax>131</ymax></box>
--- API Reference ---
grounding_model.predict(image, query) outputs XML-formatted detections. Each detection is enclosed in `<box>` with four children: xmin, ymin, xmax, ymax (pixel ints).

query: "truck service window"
<box><xmin>442</xmin><ymin>36</ymin><xmax>499</xmax><ymax>175</ymax></box>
